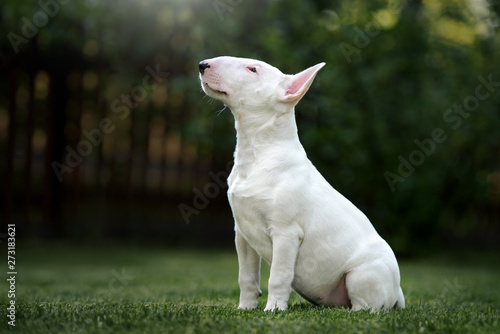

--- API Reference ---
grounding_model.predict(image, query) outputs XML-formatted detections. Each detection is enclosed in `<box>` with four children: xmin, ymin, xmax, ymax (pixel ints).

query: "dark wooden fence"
<box><xmin>1</xmin><ymin>39</ymin><xmax>234</xmax><ymax>241</ymax></box>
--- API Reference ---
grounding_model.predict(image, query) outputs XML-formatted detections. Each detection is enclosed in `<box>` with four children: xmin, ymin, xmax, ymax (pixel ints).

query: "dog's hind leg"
<box><xmin>395</xmin><ymin>286</ymin><xmax>405</xmax><ymax>308</ymax></box>
<box><xmin>345</xmin><ymin>260</ymin><xmax>401</xmax><ymax>312</ymax></box>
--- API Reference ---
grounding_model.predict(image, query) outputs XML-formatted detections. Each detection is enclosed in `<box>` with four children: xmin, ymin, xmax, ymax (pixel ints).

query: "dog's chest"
<box><xmin>227</xmin><ymin>168</ymin><xmax>275</xmax><ymax>258</ymax></box>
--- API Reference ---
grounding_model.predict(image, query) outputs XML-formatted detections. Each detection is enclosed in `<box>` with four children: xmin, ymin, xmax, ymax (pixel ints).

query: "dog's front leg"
<box><xmin>235</xmin><ymin>227</ymin><xmax>262</xmax><ymax>309</ymax></box>
<box><xmin>264</xmin><ymin>234</ymin><xmax>301</xmax><ymax>311</ymax></box>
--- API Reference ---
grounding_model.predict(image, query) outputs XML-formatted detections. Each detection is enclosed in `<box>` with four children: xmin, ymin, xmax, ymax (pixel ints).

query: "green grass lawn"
<box><xmin>1</xmin><ymin>243</ymin><xmax>499</xmax><ymax>333</ymax></box>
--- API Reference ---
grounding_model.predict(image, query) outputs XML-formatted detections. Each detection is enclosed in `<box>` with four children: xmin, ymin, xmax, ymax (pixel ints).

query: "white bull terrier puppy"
<box><xmin>198</xmin><ymin>56</ymin><xmax>405</xmax><ymax>312</ymax></box>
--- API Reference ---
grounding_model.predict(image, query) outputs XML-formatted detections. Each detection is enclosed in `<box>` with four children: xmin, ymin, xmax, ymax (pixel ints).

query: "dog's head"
<box><xmin>199</xmin><ymin>56</ymin><xmax>325</xmax><ymax>114</ymax></box>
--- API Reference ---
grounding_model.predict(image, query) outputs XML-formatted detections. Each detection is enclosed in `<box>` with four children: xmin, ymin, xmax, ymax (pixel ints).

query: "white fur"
<box><xmin>199</xmin><ymin>56</ymin><xmax>405</xmax><ymax>312</ymax></box>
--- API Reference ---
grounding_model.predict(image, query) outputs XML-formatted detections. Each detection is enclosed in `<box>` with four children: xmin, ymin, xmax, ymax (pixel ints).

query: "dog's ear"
<box><xmin>280</xmin><ymin>63</ymin><xmax>326</xmax><ymax>105</ymax></box>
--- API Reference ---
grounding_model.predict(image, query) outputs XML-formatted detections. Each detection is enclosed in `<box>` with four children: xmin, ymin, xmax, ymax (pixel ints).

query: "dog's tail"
<box><xmin>394</xmin><ymin>287</ymin><xmax>405</xmax><ymax>308</ymax></box>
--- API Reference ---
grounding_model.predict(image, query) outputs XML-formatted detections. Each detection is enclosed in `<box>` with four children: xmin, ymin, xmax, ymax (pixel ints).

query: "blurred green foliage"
<box><xmin>1</xmin><ymin>0</ymin><xmax>499</xmax><ymax>253</ymax></box>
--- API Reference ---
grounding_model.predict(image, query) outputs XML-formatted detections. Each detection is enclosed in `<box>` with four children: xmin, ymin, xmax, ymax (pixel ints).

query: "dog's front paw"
<box><xmin>238</xmin><ymin>289</ymin><xmax>262</xmax><ymax>310</ymax></box>
<box><xmin>238</xmin><ymin>299</ymin><xmax>258</xmax><ymax>310</ymax></box>
<box><xmin>264</xmin><ymin>300</ymin><xmax>288</xmax><ymax>311</ymax></box>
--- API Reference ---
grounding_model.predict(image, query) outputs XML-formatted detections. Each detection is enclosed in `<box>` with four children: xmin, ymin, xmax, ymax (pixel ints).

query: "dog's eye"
<box><xmin>248</xmin><ymin>67</ymin><xmax>257</xmax><ymax>73</ymax></box>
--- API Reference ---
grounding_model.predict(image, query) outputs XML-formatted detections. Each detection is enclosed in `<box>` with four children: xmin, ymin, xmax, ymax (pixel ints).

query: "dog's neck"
<box><xmin>231</xmin><ymin>105</ymin><xmax>305</xmax><ymax>169</ymax></box>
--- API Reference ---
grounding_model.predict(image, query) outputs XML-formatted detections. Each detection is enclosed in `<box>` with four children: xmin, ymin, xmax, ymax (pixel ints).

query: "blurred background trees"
<box><xmin>1</xmin><ymin>0</ymin><xmax>499</xmax><ymax>255</ymax></box>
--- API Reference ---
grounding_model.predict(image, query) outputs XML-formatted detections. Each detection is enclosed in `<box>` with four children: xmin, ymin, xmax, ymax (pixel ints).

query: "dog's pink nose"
<box><xmin>199</xmin><ymin>61</ymin><xmax>210</xmax><ymax>75</ymax></box>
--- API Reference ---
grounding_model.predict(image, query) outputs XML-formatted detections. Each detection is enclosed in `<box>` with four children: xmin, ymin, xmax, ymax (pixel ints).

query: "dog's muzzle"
<box><xmin>199</xmin><ymin>61</ymin><xmax>210</xmax><ymax>75</ymax></box>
